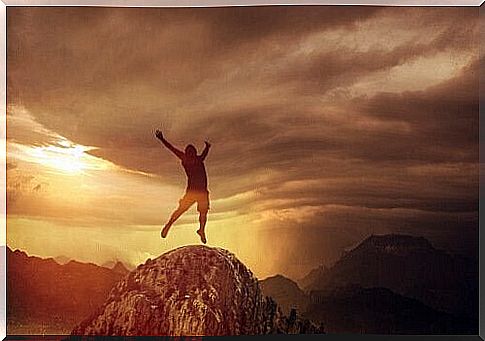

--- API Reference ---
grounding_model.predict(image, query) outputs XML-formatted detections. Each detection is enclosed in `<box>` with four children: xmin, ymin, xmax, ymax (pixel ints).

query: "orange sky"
<box><xmin>6</xmin><ymin>6</ymin><xmax>479</xmax><ymax>279</ymax></box>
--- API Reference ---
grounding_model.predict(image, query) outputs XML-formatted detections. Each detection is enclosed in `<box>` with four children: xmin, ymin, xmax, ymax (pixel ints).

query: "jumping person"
<box><xmin>155</xmin><ymin>129</ymin><xmax>211</xmax><ymax>244</ymax></box>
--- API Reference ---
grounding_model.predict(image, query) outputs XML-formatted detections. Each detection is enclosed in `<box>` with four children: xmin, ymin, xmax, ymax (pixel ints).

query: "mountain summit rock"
<box><xmin>72</xmin><ymin>245</ymin><xmax>323</xmax><ymax>336</ymax></box>
<box><xmin>302</xmin><ymin>234</ymin><xmax>478</xmax><ymax>321</ymax></box>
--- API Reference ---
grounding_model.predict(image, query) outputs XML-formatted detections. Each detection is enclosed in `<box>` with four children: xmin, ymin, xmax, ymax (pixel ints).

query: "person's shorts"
<box><xmin>178</xmin><ymin>190</ymin><xmax>210</xmax><ymax>213</ymax></box>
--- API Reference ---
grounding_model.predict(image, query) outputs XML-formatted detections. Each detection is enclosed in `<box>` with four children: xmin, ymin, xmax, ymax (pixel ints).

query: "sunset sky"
<box><xmin>6</xmin><ymin>6</ymin><xmax>479</xmax><ymax>279</ymax></box>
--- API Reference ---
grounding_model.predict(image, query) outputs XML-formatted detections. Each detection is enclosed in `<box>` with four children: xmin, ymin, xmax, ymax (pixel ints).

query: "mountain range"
<box><xmin>260</xmin><ymin>234</ymin><xmax>478</xmax><ymax>334</ymax></box>
<box><xmin>302</xmin><ymin>234</ymin><xmax>478</xmax><ymax>319</ymax></box>
<box><xmin>7</xmin><ymin>233</ymin><xmax>478</xmax><ymax>335</ymax></box>
<box><xmin>7</xmin><ymin>247</ymin><xmax>126</xmax><ymax>334</ymax></box>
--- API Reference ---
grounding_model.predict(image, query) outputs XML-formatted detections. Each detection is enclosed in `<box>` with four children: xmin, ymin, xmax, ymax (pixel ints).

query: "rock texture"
<box><xmin>72</xmin><ymin>245</ymin><xmax>324</xmax><ymax>336</ymax></box>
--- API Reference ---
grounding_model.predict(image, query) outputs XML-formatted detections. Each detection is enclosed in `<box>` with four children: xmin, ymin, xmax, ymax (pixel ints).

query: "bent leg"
<box><xmin>167</xmin><ymin>205</ymin><xmax>190</xmax><ymax>226</ymax></box>
<box><xmin>161</xmin><ymin>196</ymin><xmax>194</xmax><ymax>238</ymax></box>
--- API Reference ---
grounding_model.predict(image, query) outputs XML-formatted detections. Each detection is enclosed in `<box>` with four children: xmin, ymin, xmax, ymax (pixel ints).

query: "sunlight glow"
<box><xmin>10</xmin><ymin>137</ymin><xmax>112</xmax><ymax>175</ymax></box>
<box><xmin>31</xmin><ymin>144</ymin><xmax>89</xmax><ymax>174</ymax></box>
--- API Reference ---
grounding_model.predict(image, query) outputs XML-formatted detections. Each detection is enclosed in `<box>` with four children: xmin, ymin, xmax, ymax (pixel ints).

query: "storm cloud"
<box><xmin>6</xmin><ymin>6</ymin><xmax>479</xmax><ymax>278</ymax></box>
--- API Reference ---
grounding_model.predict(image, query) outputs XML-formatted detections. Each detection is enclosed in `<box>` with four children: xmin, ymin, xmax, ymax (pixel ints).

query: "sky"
<box><xmin>6</xmin><ymin>6</ymin><xmax>479</xmax><ymax>279</ymax></box>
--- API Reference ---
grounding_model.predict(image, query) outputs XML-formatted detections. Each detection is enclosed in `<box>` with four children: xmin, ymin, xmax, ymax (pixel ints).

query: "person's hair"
<box><xmin>185</xmin><ymin>144</ymin><xmax>197</xmax><ymax>157</ymax></box>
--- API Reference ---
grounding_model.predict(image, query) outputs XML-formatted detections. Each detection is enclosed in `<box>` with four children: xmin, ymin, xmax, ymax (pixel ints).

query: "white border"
<box><xmin>0</xmin><ymin>1</ymin><xmax>482</xmax><ymax>339</ymax></box>
<box><xmin>1</xmin><ymin>0</ymin><xmax>5</xmax><ymax>339</ymax></box>
<box><xmin>2</xmin><ymin>0</ymin><xmax>484</xmax><ymax>6</ymax></box>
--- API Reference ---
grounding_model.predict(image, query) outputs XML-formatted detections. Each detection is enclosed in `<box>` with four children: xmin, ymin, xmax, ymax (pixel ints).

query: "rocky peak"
<box><xmin>72</xmin><ymin>245</ymin><xmax>323</xmax><ymax>336</ymax></box>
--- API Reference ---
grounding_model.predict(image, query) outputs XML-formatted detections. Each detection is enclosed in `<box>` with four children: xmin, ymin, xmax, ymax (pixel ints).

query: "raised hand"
<box><xmin>200</xmin><ymin>141</ymin><xmax>211</xmax><ymax>160</ymax></box>
<box><xmin>155</xmin><ymin>129</ymin><xmax>164</xmax><ymax>141</ymax></box>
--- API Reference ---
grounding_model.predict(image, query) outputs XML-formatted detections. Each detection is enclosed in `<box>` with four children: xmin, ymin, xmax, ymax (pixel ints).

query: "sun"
<box><xmin>33</xmin><ymin>144</ymin><xmax>87</xmax><ymax>174</ymax></box>
<box><xmin>22</xmin><ymin>137</ymin><xmax>110</xmax><ymax>175</ymax></box>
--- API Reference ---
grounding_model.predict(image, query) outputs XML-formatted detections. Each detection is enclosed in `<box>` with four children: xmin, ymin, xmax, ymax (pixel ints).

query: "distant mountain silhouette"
<box><xmin>102</xmin><ymin>260</ymin><xmax>133</xmax><ymax>273</ymax></box>
<box><xmin>101</xmin><ymin>260</ymin><xmax>130</xmax><ymax>275</ymax></box>
<box><xmin>298</xmin><ymin>265</ymin><xmax>328</xmax><ymax>289</ymax></box>
<box><xmin>258</xmin><ymin>234</ymin><xmax>477</xmax><ymax>334</ymax></box>
<box><xmin>73</xmin><ymin>245</ymin><xmax>324</xmax><ymax>336</ymax></box>
<box><xmin>7</xmin><ymin>247</ymin><xmax>125</xmax><ymax>334</ymax></box>
<box><xmin>111</xmin><ymin>261</ymin><xmax>130</xmax><ymax>275</ymax></box>
<box><xmin>54</xmin><ymin>255</ymin><xmax>71</xmax><ymax>265</ymax></box>
<box><xmin>260</xmin><ymin>277</ymin><xmax>475</xmax><ymax>334</ymax></box>
<box><xmin>7</xmin><ymin>234</ymin><xmax>478</xmax><ymax>335</ymax></box>
<box><xmin>305</xmin><ymin>286</ymin><xmax>475</xmax><ymax>334</ymax></box>
<box><xmin>302</xmin><ymin>234</ymin><xmax>478</xmax><ymax>330</ymax></box>
<box><xmin>260</xmin><ymin>275</ymin><xmax>309</xmax><ymax>315</ymax></box>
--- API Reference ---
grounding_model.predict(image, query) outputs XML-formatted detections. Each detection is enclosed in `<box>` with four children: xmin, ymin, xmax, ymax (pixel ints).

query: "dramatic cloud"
<box><xmin>6</xmin><ymin>6</ymin><xmax>479</xmax><ymax>278</ymax></box>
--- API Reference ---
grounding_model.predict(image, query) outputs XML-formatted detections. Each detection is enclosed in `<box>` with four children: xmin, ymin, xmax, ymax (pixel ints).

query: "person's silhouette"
<box><xmin>155</xmin><ymin>129</ymin><xmax>211</xmax><ymax>244</ymax></box>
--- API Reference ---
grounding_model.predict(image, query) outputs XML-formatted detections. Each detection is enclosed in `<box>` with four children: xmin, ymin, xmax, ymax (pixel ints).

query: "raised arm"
<box><xmin>155</xmin><ymin>130</ymin><xmax>184</xmax><ymax>159</ymax></box>
<box><xmin>199</xmin><ymin>141</ymin><xmax>211</xmax><ymax>160</ymax></box>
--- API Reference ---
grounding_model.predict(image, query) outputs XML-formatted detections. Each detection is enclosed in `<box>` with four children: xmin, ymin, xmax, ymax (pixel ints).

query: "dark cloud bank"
<box><xmin>7</xmin><ymin>6</ymin><xmax>480</xmax><ymax>274</ymax></box>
